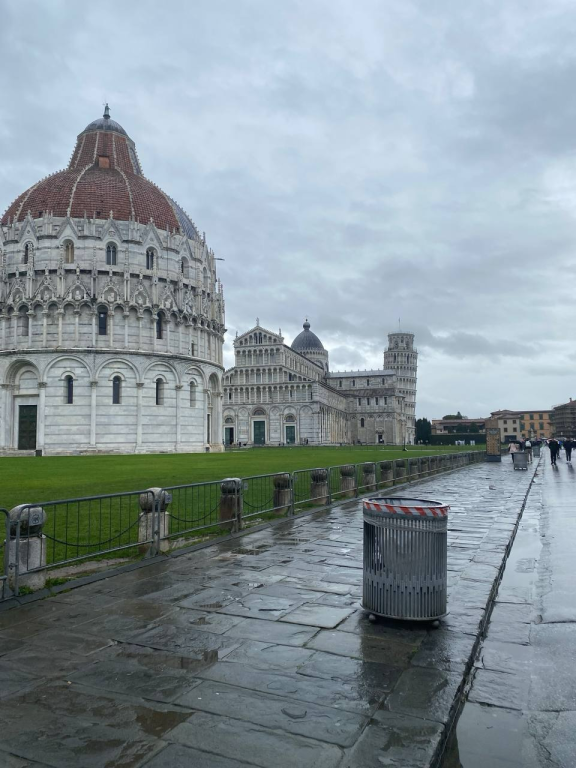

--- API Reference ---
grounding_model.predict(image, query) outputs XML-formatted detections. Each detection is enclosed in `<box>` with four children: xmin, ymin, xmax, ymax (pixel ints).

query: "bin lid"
<box><xmin>364</xmin><ymin>497</ymin><xmax>449</xmax><ymax>518</ymax></box>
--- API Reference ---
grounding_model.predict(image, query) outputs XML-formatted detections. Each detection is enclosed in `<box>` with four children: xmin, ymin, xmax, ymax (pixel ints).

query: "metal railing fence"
<box><xmin>0</xmin><ymin>508</ymin><xmax>11</xmax><ymax>601</ymax></box>
<box><xmin>1</xmin><ymin>450</ymin><xmax>485</xmax><ymax>598</ymax></box>
<box><xmin>161</xmin><ymin>481</ymin><xmax>224</xmax><ymax>539</ymax></box>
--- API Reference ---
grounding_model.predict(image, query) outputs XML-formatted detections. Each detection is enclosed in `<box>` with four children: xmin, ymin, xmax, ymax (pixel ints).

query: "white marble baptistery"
<box><xmin>0</xmin><ymin>107</ymin><xmax>225</xmax><ymax>454</ymax></box>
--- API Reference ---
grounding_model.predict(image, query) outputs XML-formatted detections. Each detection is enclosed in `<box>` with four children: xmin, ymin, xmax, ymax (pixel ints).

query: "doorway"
<box><xmin>224</xmin><ymin>427</ymin><xmax>235</xmax><ymax>446</ymax></box>
<box><xmin>253</xmin><ymin>420</ymin><xmax>265</xmax><ymax>445</ymax></box>
<box><xmin>285</xmin><ymin>425</ymin><xmax>296</xmax><ymax>445</ymax></box>
<box><xmin>18</xmin><ymin>405</ymin><xmax>37</xmax><ymax>450</ymax></box>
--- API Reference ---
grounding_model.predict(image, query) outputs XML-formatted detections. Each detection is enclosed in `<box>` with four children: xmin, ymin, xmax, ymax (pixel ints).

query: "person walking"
<box><xmin>525</xmin><ymin>438</ymin><xmax>532</xmax><ymax>462</ymax></box>
<box><xmin>549</xmin><ymin>437</ymin><xmax>560</xmax><ymax>466</ymax></box>
<box><xmin>565</xmin><ymin>438</ymin><xmax>573</xmax><ymax>463</ymax></box>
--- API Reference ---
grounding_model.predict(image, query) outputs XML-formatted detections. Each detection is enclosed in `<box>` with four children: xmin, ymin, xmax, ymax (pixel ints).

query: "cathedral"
<box><xmin>222</xmin><ymin>321</ymin><xmax>417</xmax><ymax>446</ymax></box>
<box><xmin>0</xmin><ymin>107</ymin><xmax>225</xmax><ymax>454</ymax></box>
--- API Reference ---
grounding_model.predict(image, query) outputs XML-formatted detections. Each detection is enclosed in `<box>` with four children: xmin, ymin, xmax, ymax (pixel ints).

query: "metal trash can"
<box><xmin>512</xmin><ymin>452</ymin><xmax>528</xmax><ymax>470</ymax></box>
<box><xmin>362</xmin><ymin>497</ymin><xmax>449</xmax><ymax>622</ymax></box>
<box><xmin>533</xmin><ymin>444</ymin><xmax>541</xmax><ymax>458</ymax></box>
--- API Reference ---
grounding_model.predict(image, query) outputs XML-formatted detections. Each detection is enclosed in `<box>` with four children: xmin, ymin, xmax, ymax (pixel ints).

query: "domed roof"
<box><xmin>1</xmin><ymin>105</ymin><xmax>200</xmax><ymax>239</ymax></box>
<box><xmin>83</xmin><ymin>105</ymin><xmax>128</xmax><ymax>136</ymax></box>
<box><xmin>291</xmin><ymin>320</ymin><xmax>325</xmax><ymax>352</ymax></box>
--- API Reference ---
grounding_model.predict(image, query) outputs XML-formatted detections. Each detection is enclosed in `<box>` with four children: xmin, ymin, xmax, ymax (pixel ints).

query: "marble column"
<box><xmin>90</xmin><ymin>380</ymin><xmax>97</xmax><ymax>446</ymax></box>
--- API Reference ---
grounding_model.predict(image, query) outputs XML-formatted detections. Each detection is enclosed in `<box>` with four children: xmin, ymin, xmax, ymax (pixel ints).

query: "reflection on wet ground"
<box><xmin>0</xmin><ymin>461</ymin><xmax>537</xmax><ymax>767</ymax></box>
<box><xmin>443</xmin><ymin>450</ymin><xmax>576</xmax><ymax>768</ymax></box>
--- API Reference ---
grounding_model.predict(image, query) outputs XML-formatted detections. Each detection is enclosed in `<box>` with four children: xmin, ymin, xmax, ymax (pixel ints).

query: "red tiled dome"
<box><xmin>2</xmin><ymin>106</ymin><xmax>198</xmax><ymax>237</ymax></box>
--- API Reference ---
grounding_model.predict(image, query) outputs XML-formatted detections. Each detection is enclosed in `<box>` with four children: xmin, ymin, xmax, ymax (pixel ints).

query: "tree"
<box><xmin>442</xmin><ymin>411</ymin><xmax>465</xmax><ymax>420</ymax></box>
<box><xmin>416</xmin><ymin>417</ymin><xmax>432</xmax><ymax>443</ymax></box>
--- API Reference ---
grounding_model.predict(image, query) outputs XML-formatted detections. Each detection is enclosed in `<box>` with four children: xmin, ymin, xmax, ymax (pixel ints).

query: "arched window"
<box><xmin>155</xmin><ymin>378</ymin><xmax>164</xmax><ymax>406</ymax></box>
<box><xmin>146</xmin><ymin>248</ymin><xmax>155</xmax><ymax>270</ymax></box>
<box><xmin>64</xmin><ymin>241</ymin><xmax>74</xmax><ymax>263</ymax></box>
<box><xmin>98</xmin><ymin>307</ymin><xmax>108</xmax><ymax>336</ymax></box>
<box><xmin>106</xmin><ymin>243</ymin><xmax>117</xmax><ymax>266</ymax></box>
<box><xmin>189</xmin><ymin>381</ymin><xmax>196</xmax><ymax>406</ymax></box>
<box><xmin>156</xmin><ymin>312</ymin><xmax>164</xmax><ymax>340</ymax></box>
<box><xmin>23</xmin><ymin>243</ymin><xmax>31</xmax><ymax>265</ymax></box>
<box><xmin>112</xmin><ymin>376</ymin><xmax>122</xmax><ymax>405</ymax></box>
<box><xmin>18</xmin><ymin>307</ymin><xmax>29</xmax><ymax>337</ymax></box>
<box><xmin>64</xmin><ymin>375</ymin><xmax>74</xmax><ymax>404</ymax></box>
<box><xmin>181</xmin><ymin>258</ymin><xmax>189</xmax><ymax>277</ymax></box>
<box><xmin>360</xmin><ymin>418</ymin><xmax>365</xmax><ymax>428</ymax></box>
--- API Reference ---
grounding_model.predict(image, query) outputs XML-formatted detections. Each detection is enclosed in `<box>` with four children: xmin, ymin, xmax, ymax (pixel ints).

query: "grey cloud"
<box><xmin>2</xmin><ymin>0</ymin><xmax>575</xmax><ymax>417</ymax></box>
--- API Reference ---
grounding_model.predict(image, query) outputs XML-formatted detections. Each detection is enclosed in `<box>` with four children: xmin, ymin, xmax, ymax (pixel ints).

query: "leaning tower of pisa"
<box><xmin>383</xmin><ymin>332</ymin><xmax>418</xmax><ymax>443</ymax></box>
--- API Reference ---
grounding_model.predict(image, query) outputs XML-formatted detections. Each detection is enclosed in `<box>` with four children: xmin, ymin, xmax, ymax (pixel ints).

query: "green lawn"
<box><xmin>0</xmin><ymin>444</ymin><xmax>482</xmax><ymax>510</ymax></box>
<box><xmin>0</xmin><ymin>445</ymin><xmax>483</xmax><ymax>571</ymax></box>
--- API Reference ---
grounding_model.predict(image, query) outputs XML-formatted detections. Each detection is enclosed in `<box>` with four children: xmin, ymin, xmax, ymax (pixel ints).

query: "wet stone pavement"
<box><xmin>0</xmin><ymin>461</ymin><xmax>537</xmax><ymax>768</ymax></box>
<box><xmin>444</xmin><ymin>450</ymin><xmax>576</xmax><ymax>768</ymax></box>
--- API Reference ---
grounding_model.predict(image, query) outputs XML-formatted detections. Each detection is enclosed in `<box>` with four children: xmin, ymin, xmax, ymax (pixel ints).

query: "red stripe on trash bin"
<box><xmin>364</xmin><ymin>500</ymin><xmax>449</xmax><ymax>517</ymax></box>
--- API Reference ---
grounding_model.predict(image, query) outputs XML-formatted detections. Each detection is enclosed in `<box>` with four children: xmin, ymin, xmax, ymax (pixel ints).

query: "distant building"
<box><xmin>431</xmin><ymin>418</ymin><xmax>486</xmax><ymax>435</ymax></box>
<box><xmin>222</xmin><ymin>322</ymin><xmax>417</xmax><ymax>446</ymax></box>
<box><xmin>490</xmin><ymin>409</ymin><xmax>553</xmax><ymax>441</ymax></box>
<box><xmin>550</xmin><ymin>400</ymin><xmax>576</xmax><ymax>438</ymax></box>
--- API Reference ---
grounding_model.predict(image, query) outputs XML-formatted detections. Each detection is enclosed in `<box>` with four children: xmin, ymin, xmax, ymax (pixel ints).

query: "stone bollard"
<box><xmin>394</xmin><ymin>459</ymin><xmax>406</xmax><ymax>483</ymax></box>
<box><xmin>380</xmin><ymin>461</ymin><xmax>394</xmax><ymax>487</ymax></box>
<box><xmin>219</xmin><ymin>478</ymin><xmax>242</xmax><ymax>532</ymax></box>
<box><xmin>272</xmin><ymin>474</ymin><xmax>292</xmax><ymax>516</ymax></box>
<box><xmin>420</xmin><ymin>457</ymin><xmax>430</xmax><ymax>477</ymax></box>
<box><xmin>8</xmin><ymin>504</ymin><xmax>47</xmax><ymax>592</ymax></box>
<box><xmin>361</xmin><ymin>463</ymin><xmax>377</xmax><ymax>492</ymax></box>
<box><xmin>339</xmin><ymin>465</ymin><xmax>356</xmax><ymax>498</ymax></box>
<box><xmin>139</xmin><ymin>488</ymin><xmax>171</xmax><ymax>553</ymax></box>
<box><xmin>408</xmin><ymin>458</ymin><xmax>419</xmax><ymax>482</ymax></box>
<box><xmin>310</xmin><ymin>469</ymin><xmax>329</xmax><ymax>506</ymax></box>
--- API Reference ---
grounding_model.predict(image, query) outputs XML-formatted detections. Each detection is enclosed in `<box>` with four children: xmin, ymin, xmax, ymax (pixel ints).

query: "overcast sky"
<box><xmin>1</xmin><ymin>0</ymin><xmax>575</xmax><ymax>418</ymax></box>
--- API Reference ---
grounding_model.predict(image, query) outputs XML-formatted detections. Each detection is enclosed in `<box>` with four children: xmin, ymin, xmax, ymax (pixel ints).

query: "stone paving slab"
<box><xmin>0</xmin><ymin>461</ymin><xmax>538</xmax><ymax>767</ymax></box>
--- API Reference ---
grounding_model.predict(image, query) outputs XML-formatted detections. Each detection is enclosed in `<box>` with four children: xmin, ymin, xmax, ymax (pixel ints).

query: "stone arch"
<box><xmin>184</xmin><ymin>365</ymin><xmax>207</xmax><ymax>389</ymax></box>
<box><xmin>6</xmin><ymin>358</ymin><xmax>41</xmax><ymax>386</ymax></box>
<box><xmin>95</xmin><ymin>356</ymin><xmax>140</xmax><ymax>384</ymax></box>
<box><xmin>45</xmin><ymin>354</ymin><xmax>92</xmax><ymax>380</ymax></box>
<box><xmin>143</xmin><ymin>360</ymin><xmax>180</xmax><ymax>386</ymax></box>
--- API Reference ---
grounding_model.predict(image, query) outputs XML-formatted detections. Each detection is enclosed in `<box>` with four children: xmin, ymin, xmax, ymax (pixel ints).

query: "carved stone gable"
<box><xmin>33</xmin><ymin>275</ymin><xmax>56</xmax><ymax>303</ymax></box>
<box><xmin>131</xmin><ymin>278</ymin><xmax>151</xmax><ymax>308</ymax></box>
<box><xmin>99</xmin><ymin>277</ymin><xmax>122</xmax><ymax>305</ymax></box>
<box><xmin>65</xmin><ymin>278</ymin><xmax>91</xmax><ymax>303</ymax></box>
<box><xmin>7</xmin><ymin>278</ymin><xmax>26</xmax><ymax>306</ymax></box>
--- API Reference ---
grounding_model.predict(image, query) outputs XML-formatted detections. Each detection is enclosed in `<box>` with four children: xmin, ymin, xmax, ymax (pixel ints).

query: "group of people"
<box><xmin>508</xmin><ymin>437</ymin><xmax>574</xmax><ymax>466</ymax></box>
<box><xmin>547</xmin><ymin>437</ymin><xmax>573</xmax><ymax>466</ymax></box>
<box><xmin>508</xmin><ymin>438</ymin><xmax>534</xmax><ymax>461</ymax></box>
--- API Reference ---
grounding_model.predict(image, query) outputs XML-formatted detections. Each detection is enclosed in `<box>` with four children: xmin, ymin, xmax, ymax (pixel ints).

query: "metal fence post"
<box><xmin>151</xmin><ymin>491</ymin><xmax>161</xmax><ymax>557</ymax></box>
<box><xmin>234</xmin><ymin>479</ymin><xmax>243</xmax><ymax>533</ymax></box>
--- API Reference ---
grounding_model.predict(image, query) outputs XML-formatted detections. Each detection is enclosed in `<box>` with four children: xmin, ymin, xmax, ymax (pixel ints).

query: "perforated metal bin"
<box><xmin>512</xmin><ymin>452</ymin><xmax>528</xmax><ymax>470</ymax></box>
<box><xmin>362</xmin><ymin>497</ymin><xmax>449</xmax><ymax>621</ymax></box>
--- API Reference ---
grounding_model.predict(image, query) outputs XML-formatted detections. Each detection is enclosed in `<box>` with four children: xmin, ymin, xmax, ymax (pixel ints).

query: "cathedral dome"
<box><xmin>1</xmin><ymin>105</ymin><xmax>199</xmax><ymax>239</ymax></box>
<box><xmin>291</xmin><ymin>320</ymin><xmax>325</xmax><ymax>352</ymax></box>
